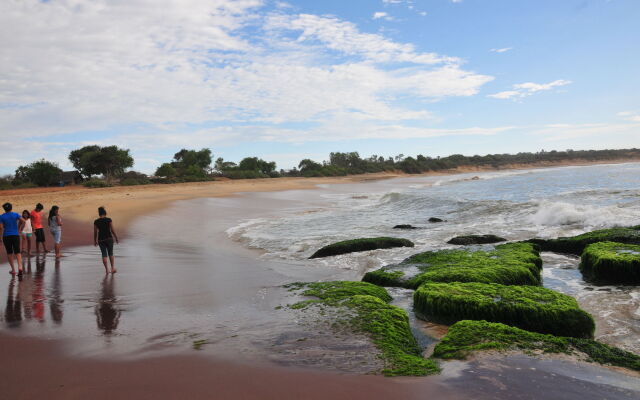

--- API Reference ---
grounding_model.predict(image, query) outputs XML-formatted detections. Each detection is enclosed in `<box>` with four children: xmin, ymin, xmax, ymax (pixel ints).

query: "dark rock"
<box><xmin>428</xmin><ymin>217</ymin><xmax>444</xmax><ymax>223</ymax></box>
<box><xmin>447</xmin><ymin>235</ymin><xmax>507</xmax><ymax>245</ymax></box>
<box><xmin>309</xmin><ymin>237</ymin><xmax>414</xmax><ymax>259</ymax></box>
<box><xmin>393</xmin><ymin>224</ymin><xmax>419</xmax><ymax>230</ymax></box>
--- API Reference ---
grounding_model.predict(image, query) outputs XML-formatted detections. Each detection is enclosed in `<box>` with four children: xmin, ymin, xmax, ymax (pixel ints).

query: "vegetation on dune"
<box><xmin>433</xmin><ymin>320</ymin><xmax>640</xmax><ymax>372</ymax></box>
<box><xmin>580</xmin><ymin>242</ymin><xmax>640</xmax><ymax>284</ymax></box>
<box><xmin>447</xmin><ymin>234</ymin><xmax>507</xmax><ymax>245</ymax></box>
<box><xmin>529</xmin><ymin>227</ymin><xmax>640</xmax><ymax>255</ymax></box>
<box><xmin>413</xmin><ymin>282</ymin><xmax>595</xmax><ymax>338</ymax></box>
<box><xmin>287</xmin><ymin>281</ymin><xmax>439</xmax><ymax>376</ymax></box>
<box><xmin>69</xmin><ymin>145</ymin><xmax>134</xmax><ymax>181</ymax></box>
<box><xmin>13</xmin><ymin>159</ymin><xmax>63</xmax><ymax>187</ymax></box>
<box><xmin>309</xmin><ymin>237</ymin><xmax>414</xmax><ymax>259</ymax></box>
<box><xmin>363</xmin><ymin>242</ymin><xmax>542</xmax><ymax>289</ymax></box>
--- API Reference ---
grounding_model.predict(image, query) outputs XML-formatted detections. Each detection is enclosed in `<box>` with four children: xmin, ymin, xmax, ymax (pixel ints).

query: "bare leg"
<box><xmin>26</xmin><ymin>237</ymin><xmax>31</xmax><ymax>257</ymax></box>
<box><xmin>109</xmin><ymin>256</ymin><xmax>117</xmax><ymax>274</ymax></box>
<box><xmin>54</xmin><ymin>243</ymin><xmax>61</xmax><ymax>258</ymax></box>
<box><xmin>102</xmin><ymin>257</ymin><xmax>109</xmax><ymax>274</ymax></box>
<box><xmin>7</xmin><ymin>254</ymin><xmax>16</xmax><ymax>274</ymax></box>
<box><xmin>15</xmin><ymin>253</ymin><xmax>23</xmax><ymax>274</ymax></box>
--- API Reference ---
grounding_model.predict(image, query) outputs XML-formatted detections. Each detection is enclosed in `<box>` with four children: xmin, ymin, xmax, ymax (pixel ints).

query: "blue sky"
<box><xmin>1</xmin><ymin>0</ymin><xmax>639</xmax><ymax>174</ymax></box>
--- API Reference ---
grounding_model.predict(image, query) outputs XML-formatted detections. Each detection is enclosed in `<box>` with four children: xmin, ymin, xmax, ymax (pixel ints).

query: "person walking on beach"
<box><xmin>1</xmin><ymin>203</ymin><xmax>25</xmax><ymax>276</ymax></box>
<box><xmin>31</xmin><ymin>204</ymin><xmax>49</xmax><ymax>254</ymax></box>
<box><xmin>20</xmin><ymin>210</ymin><xmax>33</xmax><ymax>257</ymax></box>
<box><xmin>48</xmin><ymin>206</ymin><xmax>63</xmax><ymax>259</ymax></box>
<box><xmin>93</xmin><ymin>207</ymin><xmax>119</xmax><ymax>274</ymax></box>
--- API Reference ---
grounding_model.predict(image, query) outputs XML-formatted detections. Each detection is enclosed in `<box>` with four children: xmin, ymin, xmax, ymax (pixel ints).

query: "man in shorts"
<box><xmin>31</xmin><ymin>203</ymin><xmax>49</xmax><ymax>254</ymax></box>
<box><xmin>1</xmin><ymin>202</ymin><xmax>25</xmax><ymax>275</ymax></box>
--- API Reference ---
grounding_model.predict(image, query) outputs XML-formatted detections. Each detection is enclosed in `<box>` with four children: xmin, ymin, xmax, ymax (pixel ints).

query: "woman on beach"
<box><xmin>93</xmin><ymin>207</ymin><xmax>119</xmax><ymax>274</ymax></box>
<box><xmin>48</xmin><ymin>206</ymin><xmax>63</xmax><ymax>259</ymax></box>
<box><xmin>21</xmin><ymin>210</ymin><xmax>33</xmax><ymax>257</ymax></box>
<box><xmin>0</xmin><ymin>202</ymin><xmax>25</xmax><ymax>275</ymax></box>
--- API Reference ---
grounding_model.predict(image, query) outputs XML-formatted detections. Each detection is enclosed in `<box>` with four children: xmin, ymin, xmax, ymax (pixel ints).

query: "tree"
<box><xmin>15</xmin><ymin>159</ymin><xmax>63</xmax><ymax>187</ymax></box>
<box><xmin>238</xmin><ymin>157</ymin><xmax>277</xmax><ymax>175</ymax></box>
<box><xmin>173</xmin><ymin>149</ymin><xmax>212</xmax><ymax>173</ymax></box>
<box><xmin>298</xmin><ymin>159</ymin><xmax>322</xmax><ymax>174</ymax></box>
<box><xmin>155</xmin><ymin>163</ymin><xmax>177</xmax><ymax>178</ymax></box>
<box><xmin>68</xmin><ymin>145</ymin><xmax>134</xmax><ymax>180</ymax></box>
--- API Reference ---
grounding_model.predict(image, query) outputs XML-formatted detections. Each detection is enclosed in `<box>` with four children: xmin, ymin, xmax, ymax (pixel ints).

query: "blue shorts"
<box><xmin>50</xmin><ymin>229</ymin><xmax>62</xmax><ymax>244</ymax></box>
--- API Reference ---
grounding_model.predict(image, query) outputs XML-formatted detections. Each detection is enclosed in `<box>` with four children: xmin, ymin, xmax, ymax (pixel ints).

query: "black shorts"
<box><xmin>3</xmin><ymin>235</ymin><xmax>20</xmax><ymax>254</ymax></box>
<box><xmin>99</xmin><ymin>239</ymin><xmax>114</xmax><ymax>257</ymax></box>
<box><xmin>35</xmin><ymin>228</ymin><xmax>46</xmax><ymax>243</ymax></box>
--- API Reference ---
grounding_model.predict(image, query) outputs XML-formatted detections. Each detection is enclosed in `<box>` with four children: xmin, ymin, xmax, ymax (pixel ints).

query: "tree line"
<box><xmin>1</xmin><ymin>146</ymin><xmax>640</xmax><ymax>189</ymax></box>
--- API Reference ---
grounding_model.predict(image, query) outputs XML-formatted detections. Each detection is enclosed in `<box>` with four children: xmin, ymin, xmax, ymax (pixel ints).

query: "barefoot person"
<box><xmin>48</xmin><ymin>206</ymin><xmax>63</xmax><ymax>259</ymax></box>
<box><xmin>20</xmin><ymin>210</ymin><xmax>33</xmax><ymax>257</ymax></box>
<box><xmin>31</xmin><ymin>203</ymin><xmax>49</xmax><ymax>254</ymax></box>
<box><xmin>94</xmin><ymin>207</ymin><xmax>119</xmax><ymax>274</ymax></box>
<box><xmin>1</xmin><ymin>203</ymin><xmax>25</xmax><ymax>275</ymax></box>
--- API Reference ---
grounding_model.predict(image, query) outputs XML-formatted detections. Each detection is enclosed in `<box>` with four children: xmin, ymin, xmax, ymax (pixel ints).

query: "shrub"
<box><xmin>309</xmin><ymin>237</ymin><xmax>414</xmax><ymax>259</ymax></box>
<box><xmin>363</xmin><ymin>243</ymin><xmax>542</xmax><ymax>289</ymax></box>
<box><xmin>580</xmin><ymin>242</ymin><xmax>640</xmax><ymax>284</ymax></box>
<box><xmin>432</xmin><ymin>320</ymin><xmax>640</xmax><ymax>372</ymax></box>
<box><xmin>413</xmin><ymin>282</ymin><xmax>595</xmax><ymax>338</ymax></box>
<box><xmin>83</xmin><ymin>178</ymin><xmax>112</xmax><ymax>188</ymax></box>
<box><xmin>528</xmin><ymin>227</ymin><xmax>640</xmax><ymax>255</ymax></box>
<box><xmin>287</xmin><ymin>281</ymin><xmax>439</xmax><ymax>376</ymax></box>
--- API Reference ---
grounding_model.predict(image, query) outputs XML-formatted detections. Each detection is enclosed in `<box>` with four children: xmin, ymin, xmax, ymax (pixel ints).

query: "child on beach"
<box><xmin>48</xmin><ymin>205</ymin><xmax>63</xmax><ymax>259</ymax></box>
<box><xmin>93</xmin><ymin>207</ymin><xmax>119</xmax><ymax>274</ymax></box>
<box><xmin>0</xmin><ymin>202</ymin><xmax>25</xmax><ymax>275</ymax></box>
<box><xmin>31</xmin><ymin>203</ymin><xmax>49</xmax><ymax>254</ymax></box>
<box><xmin>21</xmin><ymin>210</ymin><xmax>33</xmax><ymax>256</ymax></box>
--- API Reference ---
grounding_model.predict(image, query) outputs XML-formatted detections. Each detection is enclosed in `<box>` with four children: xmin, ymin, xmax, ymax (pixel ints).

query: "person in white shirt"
<box><xmin>21</xmin><ymin>209</ymin><xmax>33</xmax><ymax>257</ymax></box>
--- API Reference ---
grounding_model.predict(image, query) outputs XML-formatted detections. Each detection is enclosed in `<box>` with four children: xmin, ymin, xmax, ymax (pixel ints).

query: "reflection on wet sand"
<box><xmin>96</xmin><ymin>275</ymin><xmax>120</xmax><ymax>334</ymax></box>
<box><xmin>2</xmin><ymin>256</ymin><xmax>65</xmax><ymax>327</ymax></box>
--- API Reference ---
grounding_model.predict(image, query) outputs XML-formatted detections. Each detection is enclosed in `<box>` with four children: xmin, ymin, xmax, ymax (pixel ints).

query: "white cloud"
<box><xmin>490</xmin><ymin>47</ymin><xmax>513</xmax><ymax>53</ymax></box>
<box><xmin>618</xmin><ymin>111</ymin><xmax>640</xmax><ymax>122</ymax></box>
<box><xmin>532</xmin><ymin>122</ymin><xmax>640</xmax><ymax>142</ymax></box>
<box><xmin>373</xmin><ymin>11</ymin><xmax>389</xmax><ymax>20</ymax></box>
<box><xmin>489</xmin><ymin>80</ymin><xmax>572</xmax><ymax>100</ymax></box>
<box><xmin>0</xmin><ymin>0</ymin><xmax>495</xmax><ymax>173</ymax></box>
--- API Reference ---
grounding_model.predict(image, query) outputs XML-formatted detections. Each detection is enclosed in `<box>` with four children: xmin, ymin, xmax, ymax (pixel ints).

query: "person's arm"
<box><xmin>109</xmin><ymin>221</ymin><xmax>119</xmax><ymax>244</ymax></box>
<box><xmin>94</xmin><ymin>223</ymin><xmax>98</xmax><ymax>246</ymax></box>
<box><xmin>18</xmin><ymin>217</ymin><xmax>25</xmax><ymax>233</ymax></box>
<box><xmin>56</xmin><ymin>215</ymin><xmax>62</xmax><ymax>227</ymax></box>
<box><xmin>0</xmin><ymin>222</ymin><xmax>4</xmax><ymax>237</ymax></box>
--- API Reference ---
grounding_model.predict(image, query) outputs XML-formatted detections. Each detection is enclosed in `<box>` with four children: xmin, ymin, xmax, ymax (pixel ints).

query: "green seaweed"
<box><xmin>309</xmin><ymin>237</ymin><xmax>414</xmax><ymax>259</ymax></box>
<box><xmin>528</xmin><ymin>226</ymin><xmax>640</xmax><ymax>255</ymax></box>
<box><xmin>288</xmin><ymin>281</ymin><xmax>439</xmax><ymax>376</ymax></box>
<box><xmin>580</xmin><ymin>242</ymin><xmax>640</xmax><ymax>284</ymax></box>
<box><xmin>433</xmin><ymin>320</ymin><xmax>640</xmax><ymax>372</ymax></box>
<box><xmin>363</xmin><ymin>242</ymin><xmax>542</xmax><ymax>289</ymax></box>
<box><xmin>192</xmin><ymin>339</ymin><xmax>209</xmax><ymax>350</ymax></box>
<box><xmin>414</xmin><ymin>282</ymin><xmax>595</xmax><ymax>338</ymax></box>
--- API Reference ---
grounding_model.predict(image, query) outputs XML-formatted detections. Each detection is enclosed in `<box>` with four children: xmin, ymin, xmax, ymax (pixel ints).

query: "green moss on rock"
<box><xmin>528</xmin><ymin>226</ymin><xmax>640</xmax><ymax>255</ymax></box>
<box><xmin>414</xmin><ymin>282</ymin><xmax>595</xmax><ymax>338</ymax></box>
<box><xmin>309</xmin><ymin>237</ymin><xmax>414</xmax><ymax>259</ymax></box>
<box><xmin>580</xmin><ymin>242</ymin><xmax>640</xmax><ymax>284</ymax></box>
<box><xmin>447</xmin><ymin>234</ymin><xmax>507</xmax><ymax>245</ymax></box>
<box><xmin>433</xmin><ymin>320</ymin><xmax>640</xmax><ymax>372</ymax></box>
<box><xmin>363</xmin><ymin>243</ymin><xmax>542</xmax><ymax>289</ymax></box>
<box><xmin>289</xmin><ymin>281</ymin><xmax>439</xmax><ymax>376</ymax></box>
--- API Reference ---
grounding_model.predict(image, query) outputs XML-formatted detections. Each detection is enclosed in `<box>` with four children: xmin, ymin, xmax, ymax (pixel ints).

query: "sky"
<box><xmin>1</xmin><ymin>0</ymin><xmax>639</xmax><ymax>174</ymax></box>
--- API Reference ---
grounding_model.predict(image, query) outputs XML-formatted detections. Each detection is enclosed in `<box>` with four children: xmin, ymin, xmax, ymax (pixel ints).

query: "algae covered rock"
<box><xmin>286</xmin><ymin>281</ymin><xmax>439</xmax><ymax>376</ymax></box>
<box><xmin>528</xmin><ymin>226</ymin><xmax>640</xmax><ymax>255</ymax></box>
<box><xmin>432</xmin><ymin>320</ymin><xmax>640</xmax><ymax>372</ymax></box>
<box><xmin>309</xmin><ymin>237</ymin><xmax>414</xmax><ymax>259</ymax></box>
<box><xmin>363</xmin><ymin>242</ymin><xmax>542</xmax><ymax>289</ymax></box>
<box><xmin>413</xmin><ymin>282</ymin><xmax>595</xmax><ymax>338</ymax></box>
<box><xmin>447</xmin><ymin>234</ymin><xmax>507</xmax><ymax>245</ymax></box>
<box><xmin>580</xmin><ymin>241</ymin><xmax>640</xmax><ymax>284</ymax></box>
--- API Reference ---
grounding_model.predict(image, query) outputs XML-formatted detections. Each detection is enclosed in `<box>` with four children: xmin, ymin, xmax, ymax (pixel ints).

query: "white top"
<box><xmin>22</xmin><ymin>218</ymin><xmax>33</xmax><ymax>234</ymax></box>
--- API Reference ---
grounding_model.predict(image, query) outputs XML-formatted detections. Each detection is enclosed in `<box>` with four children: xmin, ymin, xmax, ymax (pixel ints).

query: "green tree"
<box><xmin>15</xmin><ymin>159</ymin><xmax>63</xmax><ymax>187</ymax></box>
<box><xmin>238</xmin><ymin>157</ymin><xmax>277</xmax><ymax>175</ymax></box>
<box><xmin>68</xmin><ymin>145</ymin><xmax>133</xmax><ymax>180</ymax></box>
<box><xmin>155</xmin><ymin>163</ymin><xmax>177</xmax><ymax>178</ymax></box>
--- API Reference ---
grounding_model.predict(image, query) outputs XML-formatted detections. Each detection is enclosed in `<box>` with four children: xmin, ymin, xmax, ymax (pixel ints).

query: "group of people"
<box><xmin>0</xmin><ymin>203</ymin><xmax>120</xmax><ymax>275</ymax></box>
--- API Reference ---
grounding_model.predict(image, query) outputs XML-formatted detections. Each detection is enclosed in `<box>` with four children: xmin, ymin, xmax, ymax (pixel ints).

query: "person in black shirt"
<box><xmin>93</xmin><ymin>207</ymin><xmax>119</xmax><ymax>274</ymax></box>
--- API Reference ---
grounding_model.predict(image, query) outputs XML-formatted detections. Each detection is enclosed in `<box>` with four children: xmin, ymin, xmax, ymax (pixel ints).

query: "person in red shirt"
<box><xmin>30</xmin><ymin>203</ymin><xmax>49</xmax><ymax>254</ymax></box>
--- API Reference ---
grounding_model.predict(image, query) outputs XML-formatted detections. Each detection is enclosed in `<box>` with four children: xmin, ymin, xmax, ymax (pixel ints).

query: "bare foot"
<box><xmin>111</xmin><ymin>269</ymin><xmax>117</xmax><ymax>274</ymax></box>
<box><xmin>9</xmin><ymin>270</ymin><xmax>16</xmax><ymax>275</ymax></box>
<box><xmin>17</xmin><ymin>269</ymin><xmax>23</xmax><ymax>276</ymax></box>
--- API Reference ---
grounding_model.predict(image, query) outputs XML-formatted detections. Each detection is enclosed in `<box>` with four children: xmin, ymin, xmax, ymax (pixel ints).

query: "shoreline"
<box><xmin>2</xmin><ymin>158</ymin><xmax>639</xmax><ymax>234</ymax></box>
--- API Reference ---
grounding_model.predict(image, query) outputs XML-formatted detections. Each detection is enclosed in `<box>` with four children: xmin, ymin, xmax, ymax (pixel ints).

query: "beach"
<box><xmin>1</xmin><ymin>162</ymin><xmax>640</xmax><ymax>399</ymax></box>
